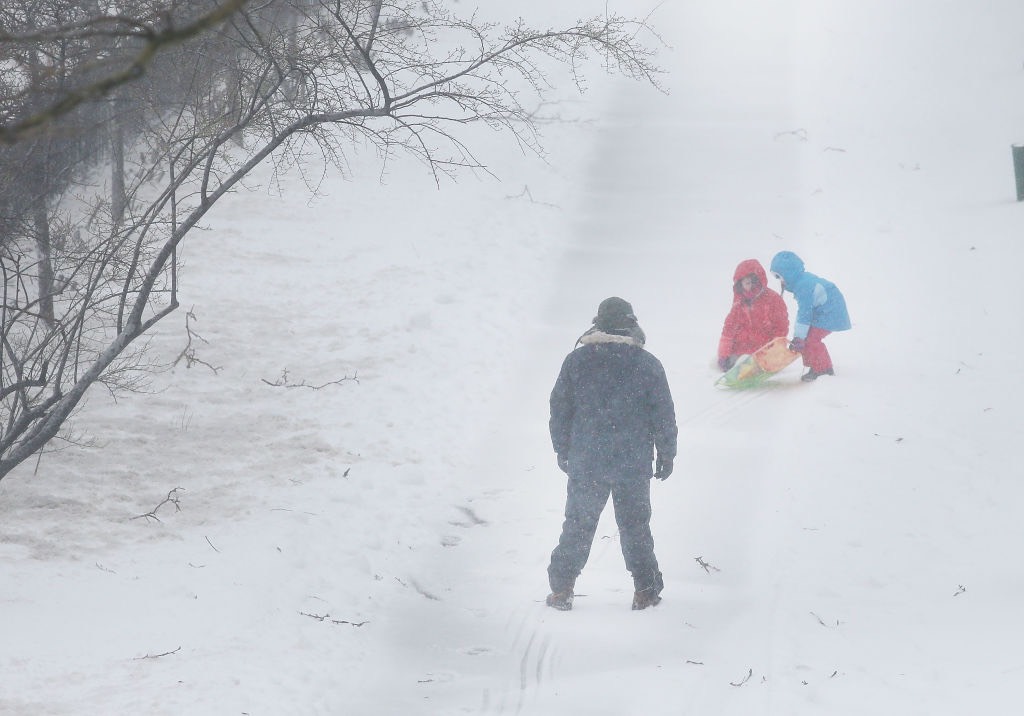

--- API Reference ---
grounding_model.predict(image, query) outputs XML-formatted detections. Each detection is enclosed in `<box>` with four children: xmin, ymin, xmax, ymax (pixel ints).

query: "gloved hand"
<box><xmin>654</xmin><ymin>455</ymin><xmax>673</xmax><ymax>481</ymax></box>
<box><xmin>718</xmin><ymin>355</ymin><xmax>736</xmax><ymax>372</ymax></box>
<box><xmin>557</xmin><ymin>454</ymin><xmax>569</xmax><ymax>474</ymax></box>
<box><xmin>789</xmin><ymin>337</ymin><xmax>806</xmax><ymax>353</ymax></box>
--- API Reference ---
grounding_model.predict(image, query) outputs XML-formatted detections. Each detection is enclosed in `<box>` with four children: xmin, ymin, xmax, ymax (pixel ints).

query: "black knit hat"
<box><xmin>593</xmin><ymin>296</ymin><xmax>637</xmax><ymax>332</ymax></box>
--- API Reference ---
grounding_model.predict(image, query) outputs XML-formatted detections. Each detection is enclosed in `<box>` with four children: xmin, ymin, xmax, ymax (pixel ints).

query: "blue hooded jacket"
<box><xmin>769</xmin><ymin>251</ymin><xmax>851</xmax><ymax>339</ymax></box>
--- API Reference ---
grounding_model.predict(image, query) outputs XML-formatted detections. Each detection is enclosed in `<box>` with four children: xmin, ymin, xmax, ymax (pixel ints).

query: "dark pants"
<box><xmin>547</xmin><ymin>474</ymin><xmax>661</xmax><ymax>593</ymax></box>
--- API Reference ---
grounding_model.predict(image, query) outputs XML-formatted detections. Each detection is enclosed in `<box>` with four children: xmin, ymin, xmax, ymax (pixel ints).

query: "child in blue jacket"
<box><xmin>769</xmin><ymin>251</ymin><xmax>851</xmax><ymax>381</ymax></box>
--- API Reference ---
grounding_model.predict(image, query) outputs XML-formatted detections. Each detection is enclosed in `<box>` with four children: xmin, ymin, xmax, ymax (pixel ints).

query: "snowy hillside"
<box><xmin>3</xmin><ymin>1</ymin><xmax>1024</xmax><ymax>714</ymax></box>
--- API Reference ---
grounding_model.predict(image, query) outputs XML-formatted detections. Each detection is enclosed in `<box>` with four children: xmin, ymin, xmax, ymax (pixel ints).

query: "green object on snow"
<box><xmin>1014</xmin><ymin>145</ymin><xmax>1024</xmax><ymax>202</ymax></box>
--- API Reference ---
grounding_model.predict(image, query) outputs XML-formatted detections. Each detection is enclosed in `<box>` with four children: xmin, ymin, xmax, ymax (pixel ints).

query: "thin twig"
<box><xmin>810</xmin><ymin>611</ymin><xmax>840</xmax><ymax>628</ymax></box>
<box><xmin>504</xmin><ymin>185</ymin><xmax>559</xmax><ymax>208</ymax></box>
<box><xmin>729</xmin><ymin>668</ymin><xmax>753</xmax><ymax>687</ymax></box>
<box><xmin>774</xmin><ymin>128</ymin><xmax>808</xmax><ymax>142</ymax></box>
<box><xmin>695</xmin><ymin>556</ymin><xmax>720</xmax><ymax>573</ymax></box>
<box><xmin>299</xmin><ymin>611</ymin><xmax>368</xmax><ymax>627</ymax></box>
<box><xmin>131</xmin><ymin>487</ymin><xmax>183</xmax><ymax>522</ymax></box>
<box><xmin>134</xmin><ymin>646</ymin><xmax>181</xmax><ymax>660</ymax></box>
<box><xmin>173</xmin><ymin>308</ymin><xmax>221</xmax><ymax>373</ymax></box>
<box><xmin>261</xmin><ymin>368</ymin><xmax>358</xmax><ymax>390</ymax></box>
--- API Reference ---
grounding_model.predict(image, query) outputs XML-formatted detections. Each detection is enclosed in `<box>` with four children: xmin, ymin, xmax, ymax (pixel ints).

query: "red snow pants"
<box><xmin>803</xmin><ymin>327</ymin><xmax>833</xmax><ymax>372</ymax></box>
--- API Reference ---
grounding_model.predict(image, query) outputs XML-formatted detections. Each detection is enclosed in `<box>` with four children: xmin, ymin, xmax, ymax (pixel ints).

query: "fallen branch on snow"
<box><xmin>261</xmin><ymin>368</ymin><xmax>358</xmax><ymax>390</ymax></box>
<box><xmin>134</xmin><ymin>646</ymin><xmax>181</xmax><ymax>660</ymax></box>
<box><xmin>131</xmin><ymin>488</ymin><xmax>184</xmax><ymax>522</ymax></box>
<box><xmin>810</xmin><ymin>611</ymin><xmax>841</xmax><ymax>628</ymax></box>
<box><xmin>694</xmin><ymin>556</ymin><xmax>720</xmax><ymax>573</ymax></box>
<box><xmin>299</xmin><ymin>611</ymin><xmax>369</xmax><ymax>627</ymax></box>
<box><xmin>729</xmin><ymin>668</ymin><xmax>753</xmax><ymax>687</ymax></box>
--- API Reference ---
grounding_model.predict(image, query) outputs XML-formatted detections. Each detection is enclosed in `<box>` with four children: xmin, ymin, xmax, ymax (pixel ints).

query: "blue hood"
<box><xmin>770</xmin><ymin>251</ymin><xmax>805</xmax><ymax>286</ymax></box>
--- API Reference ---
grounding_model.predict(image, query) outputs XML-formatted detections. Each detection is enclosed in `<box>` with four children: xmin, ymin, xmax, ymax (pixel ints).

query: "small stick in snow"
<box><xmin>331</xmin><ymin>618</ymin><xmax>369</xmax><ymax>627</ymax></box>
<box><xmin>261</xmin><ymin>368</ymin><xmax>358</xmax><ymax>390</ymax></box>
<box><xmin>810</xmin><ymin>611</ymin><xmax>840</xmax><ymax>628</ymax></box>
<box><xmin>131</xmin><ymin>487</ymin><xmax>184</xmax><ymax>522</ymax></box>
<box><xmin>134</xmin><ymin>646</ymin><xmax>181</xmax><ymax>660</ymax></box>
<box><xmin>953</xmin><ymin>585</ymin><xmax>967</xmax><ymax>597</ymax></box>
<box><xmin>299</xmin><ymin>612</ymin><xmax>368</xmax><ymax>627</ymax></box>
<box><xmin>774</xmin><ymin>128</ymin><xmax>808</xmax><ymax>142</ymax></box>
<box><xmin>695</xmin><ymin>556</ymin><xmax>720</xmax><ymax>573</ymax></box>
<box><xmin>729</xmin><ymin>668</ymin><xmax>753</xmax><ymax>687</ymax></box>
<box><xmin>504</xmin><ymin>185</ymin><xmax>559</xmax><ymax>209</ymax></box>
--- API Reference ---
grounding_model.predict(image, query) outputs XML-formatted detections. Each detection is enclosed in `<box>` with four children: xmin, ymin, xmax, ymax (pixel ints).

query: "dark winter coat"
<box><xmin>717</xmin><ymin>258</ymin><xmax>789</xmax><ymax>360</ymax></box>
<box><xmin>769</xmin><ymin>251</ymin><xmax>851</xmax><ymax>339</ymax></box>
<box><xmin>549</xmin><ymin>332</ymin><xmax>677</xmax><ymax>481</ymax></box>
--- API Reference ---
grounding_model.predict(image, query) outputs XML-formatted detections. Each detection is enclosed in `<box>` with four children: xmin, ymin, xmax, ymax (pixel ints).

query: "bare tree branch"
<box><xmin>0</xmin><ymin>0</ymin><xmax>254</xmax><ymax>144</ymax></box>
<box><xmin>0</xmin><ymin>0</ymin><xmax>665</xmax><ymax>482</ymax></box>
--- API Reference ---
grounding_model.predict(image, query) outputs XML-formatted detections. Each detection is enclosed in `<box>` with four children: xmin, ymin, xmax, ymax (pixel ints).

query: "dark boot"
<box><xmin>631</xmin><ymin>571</ymin><xmax>663</xmax><ymax>610</ymax></box>
<box><xmin>801</xmin><ymin>367</ymin><xmax>835</xmax><ymax>382</ymax></box>
<box><xmin>545</xmin><ymin>576</ymin><xmax>576</xmax><ymax>611</ymax></box>
<box><xmin>545</xmin><ymin>589</ymin><xmax>574</xmax><ymax>611</ymax></box>
<box><xmin>631</xmin><ymin>588</ymin><xmax>662</xmax><ymax>610</ymax></box>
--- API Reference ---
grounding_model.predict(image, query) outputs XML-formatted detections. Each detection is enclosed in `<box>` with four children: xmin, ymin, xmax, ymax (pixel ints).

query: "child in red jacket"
<box><xmin>717</xmin><ymin>259</ymin><xmax>789</xmax><ymax>371</ymax></box>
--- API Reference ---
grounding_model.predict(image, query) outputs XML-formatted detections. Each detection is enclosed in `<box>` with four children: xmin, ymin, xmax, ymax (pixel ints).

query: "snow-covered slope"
<box><xmin>3</xmin><ymin>1</ymin><xmax>1024</xmax><ymax>714</ymax></box>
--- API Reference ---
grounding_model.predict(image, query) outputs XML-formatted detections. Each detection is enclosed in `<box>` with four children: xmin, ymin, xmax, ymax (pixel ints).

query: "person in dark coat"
<box><xmin>546</xmin><ymin>297</ymin><xmax>678</xmax><ymax>611</ymax></box>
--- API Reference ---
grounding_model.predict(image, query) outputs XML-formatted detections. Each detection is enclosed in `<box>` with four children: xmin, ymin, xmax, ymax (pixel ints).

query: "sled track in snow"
<box><xmin>517</xmin><ymin>628</ymin><xmax>553</xmax><ymax>706</ymax></box>
<box><xmin>482</xmin><ymin>607</ymin><xmax>556</xmax><ymax>715</ymax></box>
<box><xmin>680</xmin><ymin>384</ymin><xmax>779</xmax><ymax>428</ymax></box>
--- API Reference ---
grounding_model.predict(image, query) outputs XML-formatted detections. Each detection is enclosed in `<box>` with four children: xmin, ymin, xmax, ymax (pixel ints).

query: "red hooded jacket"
<box><xmin>717</xmin><ymin>259</ymin><xmax>789</xmax><ymax>360</ymax></box>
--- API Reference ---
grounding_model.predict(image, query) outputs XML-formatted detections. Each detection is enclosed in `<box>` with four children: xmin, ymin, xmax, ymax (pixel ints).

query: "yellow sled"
<box><xmin>716</xmin><ymin>336</ymin><xmax>800</xmax><ymax>389</ymax></box>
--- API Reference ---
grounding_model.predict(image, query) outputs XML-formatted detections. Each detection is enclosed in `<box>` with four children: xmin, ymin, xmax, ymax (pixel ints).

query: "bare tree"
<box><xmin>0</xmin><ymin>0</ymin><xmax>253</xmax><ymax>144</ymax></box>
<box><xmin>0</xmin><ymin>0</ymin><xmax>664</xmax><ymax>481</ymax></box>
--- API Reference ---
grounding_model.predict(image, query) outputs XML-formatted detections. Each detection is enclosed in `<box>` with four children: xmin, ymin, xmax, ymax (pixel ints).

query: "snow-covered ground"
<box><xmin>3</xmin><ymin>1</ymin><xmax>1024</xmax><ymax>714</ymax></box>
